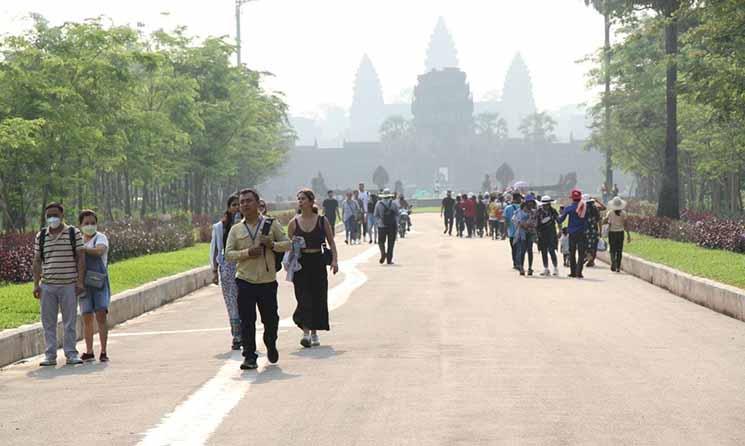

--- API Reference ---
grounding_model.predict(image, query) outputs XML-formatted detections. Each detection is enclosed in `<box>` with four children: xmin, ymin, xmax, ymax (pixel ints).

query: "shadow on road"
<box><xmin>243</xmin><ymin>365</ymin><xmax>301</xmax><ymax>385</ymax></box>
<box><xmin>290</xmin><ymin>346</ymin><xmax>346</xmax><ymax>360</ymax></box>
<box><xmin>26</xmin><ymin>362</ymin><xmax>109</xmax><ymax>379</ymax></box>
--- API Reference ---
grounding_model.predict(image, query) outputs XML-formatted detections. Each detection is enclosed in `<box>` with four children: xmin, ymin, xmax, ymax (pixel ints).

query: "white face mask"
<box><xmin>46</xmin><ymin>217</ymin><xmax>61</xmax><ymax>229</ymax></box>
<box><xmin>81</xmin><ymin>225</ymin><xmax>97</xmax><ymax>236</ymax></box>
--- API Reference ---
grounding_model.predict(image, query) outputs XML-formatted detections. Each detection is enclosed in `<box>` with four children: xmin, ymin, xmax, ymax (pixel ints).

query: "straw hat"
<box><xmin>608</xmin><ymin>196</ymin><xmax>627</xmax><ymax>211</ymax></box>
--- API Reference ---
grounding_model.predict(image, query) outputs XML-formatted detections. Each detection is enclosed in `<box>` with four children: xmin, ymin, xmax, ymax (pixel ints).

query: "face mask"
<box><xmin>46</xmin><ymin>217</ymin><xmax>61</xmax><ymax>229</ymax></box>
<box><xmin>81</xmin><ymin>225</ymin><xmax>97</xmax><ymax>236</ymax></box>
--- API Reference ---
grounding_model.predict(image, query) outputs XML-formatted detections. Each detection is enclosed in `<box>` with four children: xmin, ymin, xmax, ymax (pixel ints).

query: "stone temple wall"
<box><xmin>259</xmin><ymin>140</ymin><xmax>628</xmax><ymax>200</ymax></box>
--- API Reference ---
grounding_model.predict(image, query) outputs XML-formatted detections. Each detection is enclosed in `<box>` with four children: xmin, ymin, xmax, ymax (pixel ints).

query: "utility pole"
<box><xmin>235</xmin><ymin>0</ymin><xmax>256</xmax><ymax>66</ymax></box>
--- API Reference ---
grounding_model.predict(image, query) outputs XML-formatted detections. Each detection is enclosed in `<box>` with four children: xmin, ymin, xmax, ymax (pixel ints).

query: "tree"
<box><xmin>474</xmin><ymin>113</ymin><xmax>508</xmax><ymax>143</ymax></box>
<box><xmin>626</xmin><ymin>0</ymin><xmax>689</xmax><ymax>219</ymax></box>
<box><xmin>584</xmin><ymin>0</ymin><xmax>627</xmax><ymax>198</ymax></box>
<box><xmin>519</xmin><ymin>112</ymin><xmax>557</xmax><ymax>143</ymax></box>
<box><xmin>495</xmin><ymin>163</ymin><xmax>515</xmax><ymax>189</ymax></box>
<box><xmin>394</xmin><ymin>180</ymin><xmax>404</xmax><ymax>196</ymax></box>
<box><xmin>311</xmin><ymin>172</ymin><xmax>328</xmax><ymax>195</ymax></box>
<box><xmin>372</xmin><ymin>165</ymin><xmax>390</xmax><ymax>190</ymax></box>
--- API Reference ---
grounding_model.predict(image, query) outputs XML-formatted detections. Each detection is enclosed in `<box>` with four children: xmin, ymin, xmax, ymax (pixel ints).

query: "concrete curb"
<box><xmin>596</xmin><ymin>250</ymin><xmax>745</xmax><ymax>323</ymax></box>
<box><xmin>0</xmin><ymin>266</ymin><xmax>212</xmax><ymax>368</ymax></box>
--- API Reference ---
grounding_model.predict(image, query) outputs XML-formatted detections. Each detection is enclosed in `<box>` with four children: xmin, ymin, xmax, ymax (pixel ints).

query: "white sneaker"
<box><xmin>540</xmin><ymin>269</ymin><xmax>550</xmax><ymax>276</ymax></box>
<box><xmin>300</xmin><ymin>334</ymin><xmax>311</xmax><ymax>348</ymax></box>
<box><xmin>552</xmin><ymin>267</ymin><xmax>559</xmax><ymax>276</ymax></box>
<box><xmin>311</xmin><ymin>333</ymin><xmax>320</xmax><ymax>347</ymax></box>
<box><xmin>39</xmin><ymin>358</ymin><xmax>57</xmax><ymax>367</ymax></box>
<box><xmin>66</xmin><ymin>355</ymin><xmax>83</xmax><ymax>365</ymax></box>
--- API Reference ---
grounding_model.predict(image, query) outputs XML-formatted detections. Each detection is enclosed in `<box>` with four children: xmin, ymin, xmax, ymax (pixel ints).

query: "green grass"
<box><xmin>412</xmin><ymin>206</ymin><xmax>440</xmax><ymax>214</ymax></box>
<box><xmin>625</xmin><ymin>233</ymin><xmax>745</xmax><ymax>289</ymax></box>
<box><xmin>0</xmin><ymin>244</ymin><xmax>210</xmax><ymax>330</ymax></box>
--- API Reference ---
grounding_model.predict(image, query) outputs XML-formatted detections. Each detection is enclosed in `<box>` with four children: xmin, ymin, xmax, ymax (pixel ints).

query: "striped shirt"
<box><xmin>34</xmin><ymin>225</ymin><xmax>84</xmax><ymax>285</ymax></box>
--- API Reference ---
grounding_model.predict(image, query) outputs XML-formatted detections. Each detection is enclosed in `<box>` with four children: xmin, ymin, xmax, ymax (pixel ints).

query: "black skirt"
<box><xmin>292</xmin><ymin>252</ymin><xmax>330</xmax><ymax>331</ymax></box>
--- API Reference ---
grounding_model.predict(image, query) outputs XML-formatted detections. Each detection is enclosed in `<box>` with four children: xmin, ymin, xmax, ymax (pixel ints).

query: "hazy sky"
<box><xmin>1</xmin><ymin>0</ymin><xmax>607</xmax><ymax>117</ymax></box>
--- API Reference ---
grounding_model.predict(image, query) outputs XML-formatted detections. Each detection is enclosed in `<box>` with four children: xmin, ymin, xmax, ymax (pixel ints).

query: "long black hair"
<box><xmin>222</xmin><ymin>194</ymin><xmax>240</xmax><ymax>248</ymax></box>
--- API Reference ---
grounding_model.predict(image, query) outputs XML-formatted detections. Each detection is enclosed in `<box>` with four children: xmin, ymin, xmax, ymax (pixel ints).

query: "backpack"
<box><xmin>39</xmin><ymin>227</ymin><xmax>77</xmax><ymax>263</ymax></box>
<box><xmin>382</xmin><ymin>202</ymin><xmax>397</xmax><ymax>227</ymax></box>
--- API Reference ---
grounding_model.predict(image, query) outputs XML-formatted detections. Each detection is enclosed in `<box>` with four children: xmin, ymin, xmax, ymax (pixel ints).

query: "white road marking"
<box><xmin>136</xmin><ymin>246</ymin><xmax>379</xmax><ymax>446</ymax></box>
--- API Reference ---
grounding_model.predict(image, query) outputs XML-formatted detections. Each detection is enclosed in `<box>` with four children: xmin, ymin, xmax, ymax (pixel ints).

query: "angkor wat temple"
<box><xmin>261</xmin><ymin>18</ymin><xmax>623</xmax><ymax>198</ymax></box>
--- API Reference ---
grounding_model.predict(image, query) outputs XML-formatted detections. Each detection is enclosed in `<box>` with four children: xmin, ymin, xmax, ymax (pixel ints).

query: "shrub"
<box><xmin>0</xmin><ymin>218</ymin><xmax>196</xmax><ymax>284</ymax></box>
<box><xmin>627</xmin><ymin>214</ymin><xmax>745</xmax><ymax>254</ymax></box>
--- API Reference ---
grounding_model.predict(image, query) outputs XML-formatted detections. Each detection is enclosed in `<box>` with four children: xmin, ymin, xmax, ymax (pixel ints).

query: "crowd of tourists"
<box><xmin>440</xmin><ymin>188</ymin><xmax>631</xmax><ymax>278</ymax></box>
<box><xmin>32</xmin><ymin>180</ymin><xmax>629</xmax><ymax>371</ymax></box>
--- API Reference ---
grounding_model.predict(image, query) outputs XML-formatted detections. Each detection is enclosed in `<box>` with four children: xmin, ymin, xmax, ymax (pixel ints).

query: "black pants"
<box><xmin>456</xmin><ymin>216</ymin><xmax>465</xmax><ymax>237</ymax></box>
<box><xmin>568</xmin><ymin>232</ymin><xmax>587</xmax><ymax>277</ymax></box>
<box><xmin>509</xmin><ymin>236</ymin><xmax>517</xmax><ymax>267</ymax></box>
<box><xmin>608</xmin><ymin>231</ymin><xmax>625</xmax><ymax>270</ymax></box>
<box><xmin>378</xmin><ymin>226</ymin><xmax>397</xmax><ymax>263</ymax></box>
<box><xmin>236</xmin><ymin>279</ymin><xmax>279</xmax><ymax>361</ymax></box>
<box><xmin>444</xmin><ymin>213</ymin><xmax>454</xmax><ymax>234</ymax></box>
<box><xmin>465</xmin><ymin>217</ymin><xmax>475</xmax><ymax>237</ymax></box>
<box><xmin>327</xmin><ymin>216</ymin><xmax>336</xmax><ymax>234</ymax></box>
<box><xmin>362</xmin><ymin>216</ymin><xmax>368</xmax><ymax>239</ymax></box>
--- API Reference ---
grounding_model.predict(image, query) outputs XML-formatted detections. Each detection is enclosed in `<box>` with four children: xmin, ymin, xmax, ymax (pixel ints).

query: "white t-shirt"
<box><xmin>85</xmin><ymin>232</ymin><xmax>110</xmax><ymax>266</ymax></box>
<box><xmin>358</xmin><ymin>190</ymin><xmax>370</xmax><ymax>214</ymax></box>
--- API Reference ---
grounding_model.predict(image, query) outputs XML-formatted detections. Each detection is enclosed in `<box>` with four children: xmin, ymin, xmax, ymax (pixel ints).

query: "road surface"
<box><xmin>1</xmin><ymin>214</ymin><xmax>744</xmax><ymax>445</ymax></box>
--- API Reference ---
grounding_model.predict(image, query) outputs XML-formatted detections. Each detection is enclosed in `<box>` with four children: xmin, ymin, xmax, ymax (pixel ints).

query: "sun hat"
<box><xmin>540</xmin><ymin>195</ymin><xmax>555</xmax><ymax>204</ymax></box>
<box><xmin>608</xmin><ymin>196</ymin><xmax>627</xmax><ymax>211</ymax></box>
<box><xmin>524</xmin><ymin>193</ymin><xmax>536</xmax><ymax>202</ymax></box>
<box><xmin>570</xmin><ymin>189</ymin><xmax>582</xmax><ymax>201</ymax></box>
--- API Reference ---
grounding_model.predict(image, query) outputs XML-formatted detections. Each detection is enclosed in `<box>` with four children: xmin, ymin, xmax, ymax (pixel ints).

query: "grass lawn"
<box><xmin>0</xmin><ymin>243</ymin><xmax>210</xmax><ymax>330</ymax></box>
<box><xmin>624</xmin><ymin>233</ymin><xmax>745</xmax><ymax>290</ymax></box>
<box><xmin>413</xmin><ymin>206</ymin><xmax>440</xmax><ymax>214</ymax></box>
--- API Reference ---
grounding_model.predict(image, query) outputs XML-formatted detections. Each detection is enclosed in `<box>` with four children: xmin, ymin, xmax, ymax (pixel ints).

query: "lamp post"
<box><xmin>235</xmin><ymin>0</ymin><xmax>257</xmax><ymax>66</ymax></box>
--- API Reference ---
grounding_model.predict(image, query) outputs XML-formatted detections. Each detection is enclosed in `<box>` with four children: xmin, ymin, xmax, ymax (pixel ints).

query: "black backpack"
<box><xmin>382</xmin><ymin>202</ymin><xmax>397</xmax><ymax>227</ymax></box>
<box><xmin>39</xmin><ymin>227</ymin><xmax>77</xmax><ymax>262</ymax></box>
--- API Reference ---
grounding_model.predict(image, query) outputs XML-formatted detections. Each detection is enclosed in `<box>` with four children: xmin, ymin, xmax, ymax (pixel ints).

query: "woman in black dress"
<box><xmin>288</xmin><ymin>189</ymin><xmax>339</xmax><ymax>348</ymax></box>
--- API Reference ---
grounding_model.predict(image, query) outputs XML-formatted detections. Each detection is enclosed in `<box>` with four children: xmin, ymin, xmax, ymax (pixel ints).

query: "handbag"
<box><xmin>83</xmin><ymin>235</ymin><xmax>108</xmax><ymax>289</ymax></box>
<box><xmin>596</xmin><ymin>238</ymin><xmax>608</xmax><ymax>252</ymax></box>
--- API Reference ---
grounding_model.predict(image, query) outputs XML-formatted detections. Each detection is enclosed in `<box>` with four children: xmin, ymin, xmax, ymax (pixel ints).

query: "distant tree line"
<box><xmin>0</xmin><ymin>16</ymin><xmax>293</xmax><ymax>232</ymax></box>
<box><xmin>584</xmin><ymin>0</ymin><xmax>745</xmax><ymax>217</ymax></box>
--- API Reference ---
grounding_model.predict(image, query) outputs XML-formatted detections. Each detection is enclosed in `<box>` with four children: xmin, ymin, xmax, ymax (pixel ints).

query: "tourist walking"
<box><xmin>463</xmin><ymin>194</ymin><xmax>477</xmax><ymax>238</ymax></box>
<box><xmin>558</xmin><ymin>189</ymin><xmax>588</xmax><ymax>278</ymax></box>
<box><xmin>342</xmin><ymin>191</ymin><xmax>361</xmax><ymax>244</ymax></box>
<box><xmin>322</xmin><ymin>190</ymin><xmax>341</xmax><ymax>233</ymax></box>
<box><xmin>225</xmin><ymin>189</ymin><xmax>291</xmax><ymax>370</ymax></box>
<box><xmin>288</xmin><ymin>189</ymin><xmax>339</xmax><ymax>348</ymax></box>
<box><xmin>78</xmin><ymin>210</ymin><xmax>111</xmax><ymax>362</ymax></box>
<box><xmin>476</xmin><ymin>195</ymin><xmax>487</xmax><ymax>238</ymax></box>
<box><xmin>488</xmin><ymin>195</ymin><xmax>501</xmax><ymax>240</ymax></box>
<box><xmin>584</xmin><ymin>195</ymin><xmax>602</xmax><ymax>267</ymax></box>
<box><xmin>513</xmin><ymin>194</ymin><xmax>537</xmax><ymax>276</ymax></box>
<box><xmin>357</xmin><ymin>183</ymin><xmax>370</xmax><ymax>241</ymax></box>
<box><xmin>367</xmin><ymin>193</ymin><xmax>379</xmax><ymax>243</ymax></box>
<box><xmin>32</xmin><ymin>203</ymin><xmax>86</xmax><ymax>366</ymax></box>
<box><xmin>374</xmin><ymin>189</ymin><xmax>400</xmax><ymax>264</ymax></box>
<box><xmin>535</xmin><ymin>196</ymin><xmax>560</xmax><ymax>276</ymax></box>
<box><xmin>455</xmin><ymin>195</ymin><xmax>465</xmax><ymax>237</ymax></box>
<box><xmin>210</xmin><ymin>194</ymin><xmax>243</xmax><ymax>350</ymax></box>
<box><xmin>441</xmin><ymin>190</ymin><xmax>455</xmax><ymax>235</ymax></box>
<box><xmin>503</xmin><ymin>193</ymin><xmax>522</xmax><ymax>269</ymax></box>
<box><xmin>604</xmin><ymin>196</ymin><xmax>631</xmax><ymax>272</ymax></box>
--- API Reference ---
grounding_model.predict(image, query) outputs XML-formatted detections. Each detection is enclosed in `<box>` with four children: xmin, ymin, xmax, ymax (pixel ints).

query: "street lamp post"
<box><xmin>235</xmin><ymin>0</ymin><xmax>256</xmax><ymax>66</ymax></box>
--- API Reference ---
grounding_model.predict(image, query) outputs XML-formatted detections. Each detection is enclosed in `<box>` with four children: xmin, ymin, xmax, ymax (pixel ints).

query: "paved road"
<box><xmin>2</xmin><ymin>214</ymin><xmax>745</xmax><ymax>445</ymax></box>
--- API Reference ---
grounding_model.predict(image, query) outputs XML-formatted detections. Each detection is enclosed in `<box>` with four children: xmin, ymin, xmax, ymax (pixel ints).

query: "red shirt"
<box><xmin>462</xmin><ymin>199</ymin><xmax>476</xmax><ymax>218</ymax></box>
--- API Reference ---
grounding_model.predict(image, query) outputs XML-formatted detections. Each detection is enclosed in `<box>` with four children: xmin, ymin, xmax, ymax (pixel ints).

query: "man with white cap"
<box><xmin>374</xmin><ymin>188</ymin><xmax>400</xmax><ymax>264</ymax></box>
<box><xmin>535</xmin><ymin>195</ymin><xmax>560</xmax><ymax>276</ymax></box>
<box><xmin>603</xmin><ymin>196</ymin><xmax>631</xmax><ymax>272</ymax></box>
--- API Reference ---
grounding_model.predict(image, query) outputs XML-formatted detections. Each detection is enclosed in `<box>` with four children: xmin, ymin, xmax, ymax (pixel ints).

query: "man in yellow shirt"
<box><xmin>226</xmin><ymin>188</ymin><xmax>291</xmax><ymax>370</ymax></box>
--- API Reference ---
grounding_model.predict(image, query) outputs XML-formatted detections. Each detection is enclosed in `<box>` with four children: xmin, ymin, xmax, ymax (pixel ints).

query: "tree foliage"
<box><xmin>518</xmin><ymin>112</ymin><xmax>557</xmax><ymax>143</ymax></box>
<box><xmin>0</xmin><ymin>17</ymin><xmax>292</xmax><ymax>231</ymax></box>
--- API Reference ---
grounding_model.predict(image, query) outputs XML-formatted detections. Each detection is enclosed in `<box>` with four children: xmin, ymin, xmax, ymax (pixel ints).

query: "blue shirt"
<box><xmin>558</xmin><ymin>202</ymin><xmax>587</xmax><ymax>235</ymax></box>
<box><xmin>503</xmin><ymin>204</ymin><xmax>520</xmax><ymax>238</ymax></box>
<box><xmin>514</xmin><ymin>209</ymin><xmax>531</xmax><ymax>241</ymax></box>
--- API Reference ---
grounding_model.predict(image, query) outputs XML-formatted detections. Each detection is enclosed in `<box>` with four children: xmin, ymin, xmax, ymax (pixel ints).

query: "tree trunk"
<box><xmin>124</xmin><ymin>170</ymin><xmax>132</xmax><ymax>218</ymax></box>
<box><xmin>656</xmin><ymin>1</ymin><xmax>680</xmax><ymax>219</ymax></box>
<box><xmin>603</xmin><ymin>6</ymin><xmax>613</xmax><ymax>192</ymax></box>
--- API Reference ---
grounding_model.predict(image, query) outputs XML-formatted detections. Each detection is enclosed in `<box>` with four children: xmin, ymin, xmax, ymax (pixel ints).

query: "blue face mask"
<box><xmin>46</xmin><ymin>217</ymin><xmax>61</xmax><ymax>229</ymax></box>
